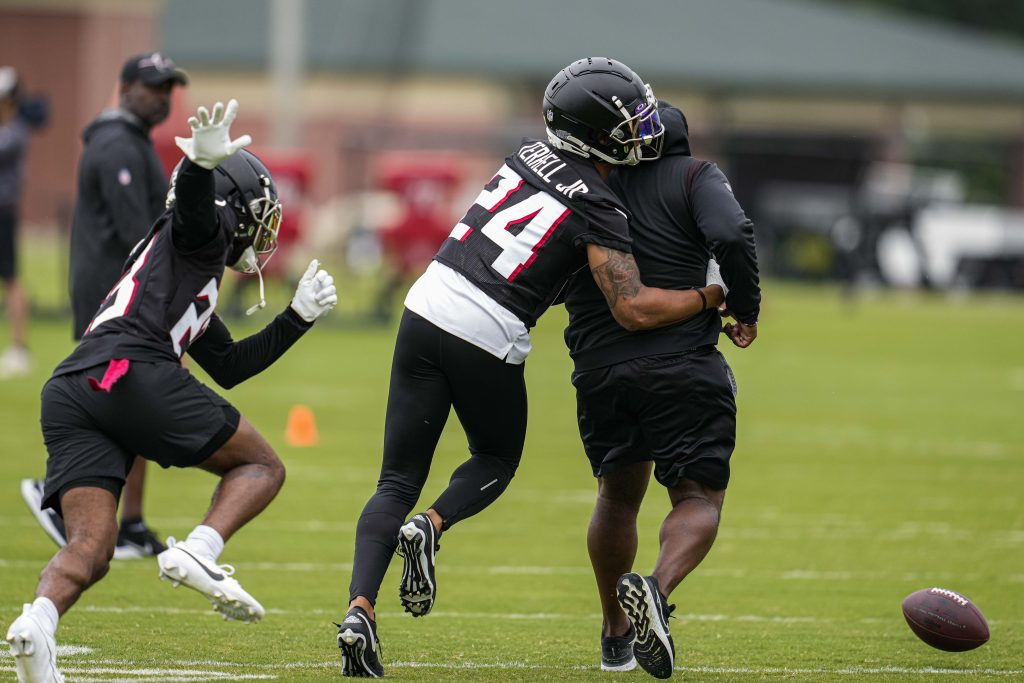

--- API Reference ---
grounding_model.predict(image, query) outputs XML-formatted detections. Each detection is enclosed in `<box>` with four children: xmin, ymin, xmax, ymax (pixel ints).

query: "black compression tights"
<box><xmin>348</xmin><ymin>310</ymin><xmax>527</xmax><ymax>604</ymax></box>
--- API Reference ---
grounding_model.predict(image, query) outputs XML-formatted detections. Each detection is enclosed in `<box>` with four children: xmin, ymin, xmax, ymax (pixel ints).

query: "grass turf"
<box><xmin>1</xmin><ymin>273</ymin><xmax>1022</xmax><ymax>681</ymax></box>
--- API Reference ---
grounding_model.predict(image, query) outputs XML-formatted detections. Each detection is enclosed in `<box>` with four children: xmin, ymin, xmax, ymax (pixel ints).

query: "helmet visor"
<box><xmin>610</xmin><ymin>84</ymin><xmax>665</xmax><ymax>161</ymax></box>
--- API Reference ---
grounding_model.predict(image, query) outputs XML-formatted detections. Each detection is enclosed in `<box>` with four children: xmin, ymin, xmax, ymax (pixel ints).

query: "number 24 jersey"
<box><xmin>433</xmin><ymin>138</ymin><xmax>633</xmax><ymax>328</ymax></box>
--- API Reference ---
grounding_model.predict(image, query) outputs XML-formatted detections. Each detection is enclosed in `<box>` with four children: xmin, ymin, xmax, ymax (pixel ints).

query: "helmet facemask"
<box><xmin>228</xmin><ymin>176</ymin><xmax>282</xmax><ymax>315</ymax></box>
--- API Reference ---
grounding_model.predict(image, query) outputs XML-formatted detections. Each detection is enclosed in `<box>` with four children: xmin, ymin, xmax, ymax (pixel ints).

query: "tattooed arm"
<box><xmin>586</xmin><ymin>244</ymin><xmax>725</xmax><ymax>331</ymax></box>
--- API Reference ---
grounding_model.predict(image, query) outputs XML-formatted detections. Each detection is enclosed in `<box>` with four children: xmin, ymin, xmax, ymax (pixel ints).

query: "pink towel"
<box><xmin>88</xmin><ymin>359</ymin><xmax>130</xmax><ymax>392</ymax></box>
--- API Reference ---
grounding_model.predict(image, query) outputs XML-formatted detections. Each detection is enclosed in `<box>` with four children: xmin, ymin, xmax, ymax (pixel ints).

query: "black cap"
<box><xmin>121</xmin><ymin>52</ymin><xmax>188</xmax><ymax>87</ymax></box>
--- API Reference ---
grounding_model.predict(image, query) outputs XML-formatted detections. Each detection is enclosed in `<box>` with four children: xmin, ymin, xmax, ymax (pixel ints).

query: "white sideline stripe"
<box><xmin>4</xmin><ymin>557</ymin><xmax>1019</xmax><ymax>587</ymax></box>
<box><xmin>15</xmin><ymin>605</ymin><xmax>1014</xmax><ymax>626</ymax></box>
<box><xmin>56</xmin><ymin>645</ymin><xmax>94</xmax><ymax>655</ymax></box>
<box><xmin>6</xmin><ymin>514</ymin><xmax>1024</xmax><ymax>545</ymax></box>
<box><xmin>30</xmin><ymin>658</ymin><xmax>1024</xmax><ymax>678</ymax></box>
<box><xmin>60</xmin><ymin>667</ymin><xmax>274</xmax><ymax>679</ymax></box>
<box><xmin>69</xmin><ymin>679</ymin><xmax>269</xmax><ymax>683</ymax></box>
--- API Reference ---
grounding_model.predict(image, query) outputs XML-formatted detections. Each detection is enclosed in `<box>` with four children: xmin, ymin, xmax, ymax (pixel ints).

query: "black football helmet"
<box><xmin>166</xmin><ymin>150</ymin><xmax>282</xmax><ymax>273</ymax></box>
<box><xmin>215</xmin><ymin>150</ymin><xmax>282</xmax><ymax>273</ymax></box>
<box><xmin>543</xmin><ymin>57</ymin><xmax>664</xmax><ymax>166</ymax></box>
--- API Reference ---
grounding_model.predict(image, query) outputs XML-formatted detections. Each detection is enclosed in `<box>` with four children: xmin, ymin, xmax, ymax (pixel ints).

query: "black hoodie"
<box><xmin>563</xmin><ymin>103</ymin><xmax>760</xmax><ymax>371</ymax></box>
<box><xmin>69</xmin><ymin>109</ymin><xmax>169</xmax><ymax>339</ymax></box>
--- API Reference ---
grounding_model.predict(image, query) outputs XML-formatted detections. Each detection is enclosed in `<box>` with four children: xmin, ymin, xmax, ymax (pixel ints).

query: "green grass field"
<box><xmin>1</xmin><ymin>271</ymin><xmax>1022</xmax><ymax>682</ymax></box>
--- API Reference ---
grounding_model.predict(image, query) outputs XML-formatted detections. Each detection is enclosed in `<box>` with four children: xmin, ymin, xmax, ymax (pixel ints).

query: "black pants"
<box><xmin>349</xmin><ymin>309</ymin><xmax>527</xmax><ymax>604</ymax></box>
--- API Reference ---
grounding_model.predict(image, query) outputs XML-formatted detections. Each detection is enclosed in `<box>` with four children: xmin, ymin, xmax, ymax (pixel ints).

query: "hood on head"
<box><xmin>657</xmin><ymin>101</ymin><xmax>691</xmax><ymax>157</ymax></box>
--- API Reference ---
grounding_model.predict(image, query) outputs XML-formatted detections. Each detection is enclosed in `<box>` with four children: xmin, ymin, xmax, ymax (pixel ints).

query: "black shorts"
<box><xmin>572</xmin><ymin>346</ymin><xmax>737</xmax><ymax>490</ymax></box>
<box><xmin>0</xmin><ymin>206</ymin><xmax>17</xmax><ymax>281</ymax></box>
<box><xmin>40</xmin><ymin>361</ymin><xmax>240</xmax><ymax>514</ymax></box>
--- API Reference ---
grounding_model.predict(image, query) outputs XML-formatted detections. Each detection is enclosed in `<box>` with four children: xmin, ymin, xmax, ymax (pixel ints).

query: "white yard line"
<box><xmin>9</xmin><ymin>658</ymin><xmax>1024</xmax><ymax>679</ymax></box>
<box><xmin>4</xmin><ymin>556</ymin><xmax>1015</xmax><ymax>587</ymax></box>
<box><xmin>12</xmin><ymin>605</ymin><xmax>1013</xmax><ymax>627</ymax></box>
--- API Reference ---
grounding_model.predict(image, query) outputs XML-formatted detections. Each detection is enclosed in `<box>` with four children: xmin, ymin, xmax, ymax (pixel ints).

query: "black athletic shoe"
<box><xmin>601</xmin><ymin>624</ymin><xmax>637</xmax><ymax>671</ymax></box>
<box><xmin>616</xmin><ymin>573</ymin><xmax>676</xmax><ymax>679</ymax></box>
<box><xmin>337</xmin><ymin>607</ymin><xmax>384</xmax><ymax>678</ymax></box>
<box><xmin>20</xmin><ymin>479</ymin><xmax>68</xmax><ymax>548</ymax></box>
<box><xmin>396</xmin><ymin>513</ymin><xmax>439</xmax><ymax>617</ymax></box>
<box><xmin>114</xmin><ymin>520</ymin><xmax>167</xmax><ymax>559</ymax></box>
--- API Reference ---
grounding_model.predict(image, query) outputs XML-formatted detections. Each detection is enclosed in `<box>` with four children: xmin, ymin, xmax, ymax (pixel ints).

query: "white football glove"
<box><xmin>291</xmin><ymin>259</ymin><xmax>338</xmax><ymax>322</ymax></box>
<box><xmin>174</xmin><ymin>99</ymin><xmax>252</xmax><ymax>170</ymax></box>
<box><xmin>706</xmin><ymin>257</ymin><xmax>729</xmax><ymax>297</ymax></box>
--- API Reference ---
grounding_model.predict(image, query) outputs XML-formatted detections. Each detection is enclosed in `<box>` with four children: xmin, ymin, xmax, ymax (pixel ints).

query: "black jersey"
<box><xmin>564</xmin><ymin>105</ymin><xmax>760</xmax><ymax>372</ymax></box>
<box><xmin>53</xmin><ymin>162</ymin><xmax>233</xmax><ymax>377</ymax></box>
<box><xmin>433</xmin><ymin>139</ymin><xmax>632</xmax><ymax>328</ymax></box>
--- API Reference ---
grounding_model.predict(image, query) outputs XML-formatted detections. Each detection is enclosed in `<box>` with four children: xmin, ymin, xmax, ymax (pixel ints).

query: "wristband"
<box><xmin>694</xmin><ymin>287</ymin><xmax>708</xmax><ymax>312</ymax></box>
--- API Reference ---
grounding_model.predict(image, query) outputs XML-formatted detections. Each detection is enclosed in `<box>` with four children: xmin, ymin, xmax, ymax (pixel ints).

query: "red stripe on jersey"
<box><xmin>507</xmin><ymin>207</ymin><xmax>570</xmax><ymax>281</ymax></box>
<box><xmin>486</xmin><ymin>178</ymin><xmax>525</xmax><ymax>212</ymax></box>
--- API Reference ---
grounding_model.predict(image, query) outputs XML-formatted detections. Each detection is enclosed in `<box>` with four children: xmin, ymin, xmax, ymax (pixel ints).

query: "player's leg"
<box><xmin>193</xmin><ymin>416</ymin><xmax>285</xmax><ymax>539</ymax></box>
<box><xmin>154</xmin><ymin>415</ymin><xmax>282</xmax><ymax>623</ymax></box>
<box><xmin>392</xmin><ymin>327</ymin><xmax>526</xmax><ymax>617</ymax></box>
<box><xmin>618</xmin><ymin>348</ymin><xmax>737</xmax><ymax>678</ymax></box>
<box><xmin>8</xmin><ymin>486</ymin><xmax>118</xmax><ymax>683</ymax></box>
<box><xmin>341</xmin><ymin>311</ymin><xmax>451</xmax><ymax>677</ymax></box>
<box><xmin>11</xmin><ymin>371</ymin><xmax>127</xmax><ymax>683</ymax></box>
<box><xmin>79</xmin><ymin>360</ymin><xmax>275</xmax><ymax>623</ymax></box>
<box><xmin>35</xmin><ymin>486</ymin><xmax>119</xmax><ymax>613</ymax></box>
<box><xmin>652</xmin><ymin>479</ymin><xmax>725</xmax><ymax>596</ymax></box>
<box><xmin>589</xmin><ymin>462</ymin><xmax>651</xmax><ymax>634</ymax></box>
<box><xmin>571</xmin><ymin>361</ymin><xmax>650</xmax><ymax>670</ymax></box>
<box><xmin>113</xmin><ymin>457</ymin><xmax>166</xmax><ymax>559</ymax></box>
<box><xmin>647</xmin><ymin>347</ymin><xmax>736</xmax><ymax>596</ymax></box>
<box><xmin>0</xmin><ymin>207</ymin><xmax>30</xmax><ymax>377</ymax></box>
<box><xmin>429</xmin><ymin>330</ymin><xmax>527</xmax><ymax>528</ymax></box>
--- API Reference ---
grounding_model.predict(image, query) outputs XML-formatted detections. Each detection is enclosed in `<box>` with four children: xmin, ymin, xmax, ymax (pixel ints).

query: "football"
<box><xmin>902</xmin><ymin>587</ymin><xmax>989</xmax><ymax>652</ymax></box>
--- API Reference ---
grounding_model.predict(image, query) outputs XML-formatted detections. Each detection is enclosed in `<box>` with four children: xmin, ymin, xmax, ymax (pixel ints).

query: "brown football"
<box><xmin>902</xmin><ymin>587</ymin><xmax>989</xmax><ymax>652</ymax></box>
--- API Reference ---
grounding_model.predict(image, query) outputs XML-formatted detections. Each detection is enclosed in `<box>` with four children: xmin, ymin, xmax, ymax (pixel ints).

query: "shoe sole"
<box><xmin>338</xmin><ymin>629</ymin><xmax>381</xmax><ymax>678</ymax></box>
<box><xmin>158</xmin><ymin>557</ymin><xmax>262</xmax><ymax>624</ymax></box>
<box><xmin>20</xmin><ymin>480</ymin><xmax>67</xmax><ymax>549</ymax></box>
<box><xmin>617</xmin><ymin>574</ymin><xmax>674</xmax><ymax>679</ymax></box>
<box><xmin>397</xmin><ymin>521</ymin><xmax>435</xmax><ymax>617</ymax></box>
<box><xmin>601</xmin><ymin>657</ymin><xmax>638</xmax><ymax>672</ymax></box>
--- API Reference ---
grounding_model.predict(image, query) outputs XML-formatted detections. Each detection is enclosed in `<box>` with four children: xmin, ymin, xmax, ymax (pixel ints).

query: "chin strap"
<box><xmin>246</xmin><ymin>265</ymin><xmax>267</xmax><ymax>316</ymax></box>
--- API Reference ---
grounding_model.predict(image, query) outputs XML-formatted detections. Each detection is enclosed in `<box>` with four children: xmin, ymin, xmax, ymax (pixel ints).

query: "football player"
<box><xmin>566</xmin><ymin>102</ymin><xmax>760</xmax><ymax>678</ymax></box>
<box><xmin>5</xmin><ymin>99</ymin><xmax>337</xmax><ymax>683</ymax></box>
<box><xmin>336</xmin><ymin>58</ymin><xmax>727</xmax><ymax>677</ymax></box>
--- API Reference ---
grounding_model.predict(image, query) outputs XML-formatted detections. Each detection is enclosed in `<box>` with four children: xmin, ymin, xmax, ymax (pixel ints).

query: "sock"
<box><xmin>30</xmin><ymin>597</ymin><xmax>58</xmax><ymax>634</ymax></box>
<box><xmin>184</xmin><ymin>525</ymin><xmax>224</xmax><ymax>562</ymax></box>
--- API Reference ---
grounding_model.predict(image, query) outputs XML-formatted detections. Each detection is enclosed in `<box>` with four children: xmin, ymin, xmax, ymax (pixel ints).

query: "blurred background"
<box><xmin>4</xmin><ymin>0</ymin><xmax>1024</xmax><ymax>324</ymax></box>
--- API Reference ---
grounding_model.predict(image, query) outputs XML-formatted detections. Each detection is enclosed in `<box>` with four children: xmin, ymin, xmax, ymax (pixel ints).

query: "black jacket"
<box><xmin>69</xmin><ymin>109</ymin><xmax>168</xmax><ymax>339</ymax></box>
<box><xmin>563</xmin><ymin>104</ymin><xmax>761</xmax><ymax>371</ymax></box>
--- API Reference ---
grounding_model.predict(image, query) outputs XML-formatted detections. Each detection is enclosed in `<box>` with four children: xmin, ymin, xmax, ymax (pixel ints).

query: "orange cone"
<box><xmin>285</xmin><ymin>404</ymin><xmax>319</xmax><ymax>447</ymax></box>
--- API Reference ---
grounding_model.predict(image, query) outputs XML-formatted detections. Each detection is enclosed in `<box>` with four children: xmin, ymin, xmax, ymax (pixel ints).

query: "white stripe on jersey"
<box><xmin>404</xmin><ymin>262</ymin><xmax>531</xmax><ymax>365</ymax></box>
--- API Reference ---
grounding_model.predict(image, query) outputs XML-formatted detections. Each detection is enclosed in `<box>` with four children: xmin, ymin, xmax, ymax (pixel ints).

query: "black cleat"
<box><xmin>114</xmin><ymin>520</ymin><xmax>167</xmax><ymax>559</ymax></box>
<box><xmin>616</xmin><ymin>573</ymin><xmax>676</xmax><ymax>679</ymax></box>
<box><xmin>396</xmin><ymin>513</ymin><xmax>439</xmax><ymax>616</ymax></box>
<box><xmin>337</xmin><ymin>607</ymin><xmax>384</xmax><ymax>678</ymax></box>
<box><xmin>601</xmin><ymin>623</ymin><xmax>637</xmax><ymax>671</ymax></box>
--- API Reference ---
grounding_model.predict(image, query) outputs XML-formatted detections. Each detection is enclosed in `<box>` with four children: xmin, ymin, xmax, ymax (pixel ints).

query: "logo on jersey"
<box><xmin>118</xmin><ymin>168</ymin><xmax>132</xmax><ymax>186</ymax></box>
<box><xmin>170</xmin><ymin>278</ymin><xmax>219</xmax><ymax>356</ymax></box>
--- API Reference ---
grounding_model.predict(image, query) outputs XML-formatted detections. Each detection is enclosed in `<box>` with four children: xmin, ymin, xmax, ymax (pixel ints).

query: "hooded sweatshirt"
<box><xmin>563</xmin><ymin>103</ymin><xmax>760</xmax><ymax>372</ymax></box>
<box><xmin>69</xmin><ymin>109</ymin><xmax>169</xmax><ymax>339</ymax></box>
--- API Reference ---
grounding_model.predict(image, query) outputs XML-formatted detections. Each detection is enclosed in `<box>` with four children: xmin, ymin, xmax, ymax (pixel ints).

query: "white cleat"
<box><xmin>6</xmin><ymin>604</ymin><xmax>64</xmax><ymax>683</ymax></box>
<box><xmin>157</xmin><ymin>538</ymin><xmax>264</xmax><ymax>624</ymax></box>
